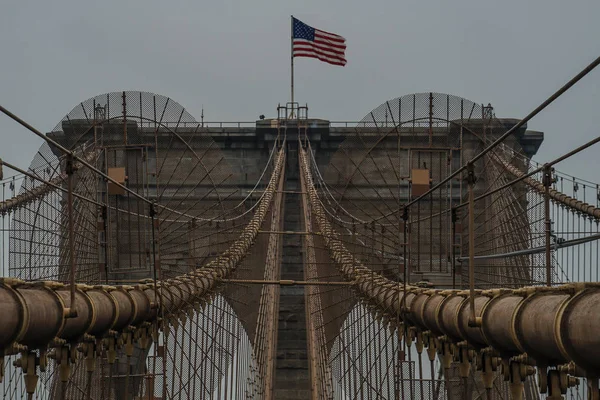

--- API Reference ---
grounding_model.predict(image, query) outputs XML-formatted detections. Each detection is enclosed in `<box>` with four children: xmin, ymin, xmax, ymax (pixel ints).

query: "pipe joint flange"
<box><xmin>440</xmin><ymin>341</ymin><xmax>454</xmax><ymax>369</ymax></box>
<box><xmin>122</xmin><ymin>331</ymin><xmax>134</xmax><ymax>357</ymax></box>
<box><xmin>80</xmin><ymin>340</ymin><xmax>97</xmax><ymax>373</ymax></box>
<box><xmin>548</xmin><ymin>369</ymin><xmax>579</xmax><ymax>399</ymax></box>
<box><xmin>393</xmin><ymin>322</ymin><xmax>404</xmax><ymax>340</ymax></box>
<box><xmin>14</xmin><ymin>351</ymin><xmax>41</xmax><ymax>396</ymax></box>
<box><xmin>405</xmin><ymin>326</ymin><xmax>417</xmax><ymax>347</ymax></box>
<box><xmin>457</xmin><ymin>289</ymin><xmax>482</xmax><ymax>297</ymax></box>
<box><xmin>33</xmin><ymin>281</ymin><xmax>65</xmax><ymax>290</ymax></box>
<box><xmin>75</xmin><ymin>284</ymin><xmax>93</xmax><ymax>292</ymax></box>
<box><xmin>512</xmin><ymin>353</ymin><xmax>534</xmax><ymax>365</ymax></box>
<box><xmin>134</xmin><ymin>325</ymin><xmax>152</xmax><ymax>350</ymax></box>
<box><xmin>0</xmin><ymin>277</ymin><xmax>25</xmax><ymax>287</ymax></box>
<box><xmin>458</xmin><ymin>346</ymin><xmax>474</xmax><ymax>378</ymax></box>
<box><xmin>477</xmin><ymin>352</ymin><xmax>497</xmax><ymax>390</ymax></box>
<box><xmin>5</xmin><ymin>343</ymin><xmax>26</xmax><ymax>356</ymax></box>
<box><xmin>50</xmin><ymin>345</ymin><xmax>73</xmax><ymax>382</ymax></box>
<box><xmin>82</xmin><ymin>333</ymin><xmax>95</xmax><ymax>343</ymax></box>
<box><xmin>415</xmin><ymin>330</ymin><xmax>424</xmax><ymax>353</ymax></box>
<box><xmin>481</xmin><ymin>288</ymin><xmax>511</xmax><ymax>298</ymax></box>
<box><xmin>106</xmin><ymin>329</ymin><xmax>119</xmax><ymax>338</ymax></box>
<box><xmin>426</xmin><ymin>333</ymin><xmax>438</xmax><ymax>362</ymax></box>
<box><xmin>95</xmin><ymin>285</ymin><xmax>117</xmax><ymax>292</ymax></box>
<box><xmin>506</xmin><ymin>360</ymin><xmax>536</xmax><ymax>400</ymax></box>
<box><xmin>537</xmin><ymin>365</ymin><xmax>549</xmax><ymax>394</ymax></box>
<box><xmin>511</xmin><ymin>287</ymin><xmax>535</xmax><ymax>297</ymax></box>
<box><xmin>103</xmin><ymin>336</ymin><xmax>117</xmax><ymax>364</ymax></box>
<box><xmin>439</xmin><ymin>289</ymin><xmax>459</xmax><ymax>296</ymax></box>
<box><xmin>50</xmin><ymin>337</ymin><xmax>67</xmax><ymax>348</ymax></box>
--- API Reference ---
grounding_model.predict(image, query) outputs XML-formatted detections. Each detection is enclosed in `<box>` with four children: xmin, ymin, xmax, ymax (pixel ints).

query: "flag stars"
<box><xmin>293</xmin><ymin>18</ymin><xmax>315</xmax><ymax>41</ymax></box>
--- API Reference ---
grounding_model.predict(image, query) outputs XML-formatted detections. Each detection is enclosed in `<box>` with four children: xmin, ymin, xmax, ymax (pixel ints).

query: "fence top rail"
<box><xmin>150</xmin><ymin>120</ymin><xmax>455</xmax><ymax>128</ymax></box>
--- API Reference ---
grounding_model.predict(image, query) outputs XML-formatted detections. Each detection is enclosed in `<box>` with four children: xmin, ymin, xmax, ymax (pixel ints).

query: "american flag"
<box><xmin>292</xmin><ymin>17</ymin><xmax>346</xmax><ymax>66</ymax></box>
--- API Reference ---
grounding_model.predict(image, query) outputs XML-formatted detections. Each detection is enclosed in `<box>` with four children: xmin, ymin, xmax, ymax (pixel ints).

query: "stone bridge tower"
<box><xmin>11</xmin><ymin>92</ymin><xmax>542</xmax><ymax>399</ymax></box>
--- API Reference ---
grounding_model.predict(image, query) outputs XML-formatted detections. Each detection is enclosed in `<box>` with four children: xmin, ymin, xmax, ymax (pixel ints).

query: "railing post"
<box><xmin>66</xmin><ymin>154</ymin><xmax>77</xmax><ymax>318</ymax></box>
<box><xmin>466</xmin><ymin>162</ymin><xmax>481</xmax><ymax>327</ymax></box>
<box><xmin>101</xmin><ymin>205</ymin><xmax>109</xmax><ymax>284</ymax></box>
<box><xmin>401</xmin><ymin>206</ymin><xmax>409</xmax><ymax>313</ymax></box>
<box><xmin>149</xmin><ymin>202</ymin><xmax>159</xmax><ymax>282</ymax></box>
<box><xmin>543</xmin><ymin>164</ymin><xmax>553</xmax><ymax>286</ymax></box>
<box><xmin>451</xmin><ymin>207</ymin><xmax>457</xmax><ymax>289</ymax></box>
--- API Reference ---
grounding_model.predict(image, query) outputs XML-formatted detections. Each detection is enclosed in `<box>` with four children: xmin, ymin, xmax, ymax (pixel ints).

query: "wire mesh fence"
<box><xmin>0</xmin><ymin>89</ymin><xmax>599</xmax><ymax>399</ymax></box>
<box><xmin>0</xmin><ymin>91</ymin><xmax>283</xmax><ymax>399</ymax></box>
<box><xmin>305</xmin><ymin>92</ymin><xmax>600</xmax><ymax>399</ymax></box>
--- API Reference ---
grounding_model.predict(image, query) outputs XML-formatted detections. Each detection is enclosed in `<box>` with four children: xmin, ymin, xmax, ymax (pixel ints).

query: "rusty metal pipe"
<box><xmin>456</xmin><ymin>294</ymin><xmax>488</xmax><ymax>348</ymax></box>
<box><xmin>0</xmin><ymin>148</ymin><xmax>286</xmax><ymax>354</ymax></box>
<box><xmin>128</xmin><ymin>287</ymin><xmax>153</xmax><ymax>326</ymax></box>
<box><xmin>56</xmin><ymin>287</ymin><xmax>94</xmax><ymax>342</ymax></box>
<box><xmin>299</xmin><ymin>145</ymin><xmax>600</xmax><ymax>376</ymax></box>
<box><xmin>556</xmin><ymin>287</ymin><xmax>600</xmax><ymax>373</ymax></box>
<box><xmin>437</xmin><ymin>294</ymin><xmax>464</xmax><ymax>343</ymax></box>
<box><xmin>513</xmin><ymin>290</ymin><xmax>570</xmax><ymax>364</ymax></box>
<box><xmin>480</xmin><ymin>292</ymin><xmax>522</xmax><ymax>356</ymax></box>
<box><xmin>85</xmin><ymin>287</ymin><xmax>118</xmax><ymax>337</ymax></box>
<box><xmin>421</xmin><ymin>293</ymin><xmax>445</xmax><ymax>335</ymax></box>
<box><xmin>110</xmin><ymin>288</ymin><xmax>137</xmax><ymax>332</ymax></box>
<box><xmin>0</xmin><ymin>282</ymin><xmax>28</xmax><ymax>352</ymax></box>
<box><xmin>18</xmin><ymin>284</ymin><xmax>66</xmax><ymax>349</ymax></box>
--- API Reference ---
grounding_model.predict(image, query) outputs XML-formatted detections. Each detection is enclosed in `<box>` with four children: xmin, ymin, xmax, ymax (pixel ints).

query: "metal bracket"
<box><xmin>466</xmin><ymin>162</ymin><xmax>477</xmax><ymax>185</ymax></box>
<box><xmin>65</xmin><ymin>154</ymin><xmax>76</xmax><ymax>176</ymax></box>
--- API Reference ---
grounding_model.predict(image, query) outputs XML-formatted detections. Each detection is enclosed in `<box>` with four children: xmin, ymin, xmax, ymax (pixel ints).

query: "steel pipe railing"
<box><xmin>299</xmin><ymin>145</ymin><xmax>600</xmax><ymax>398</ymax></box>
<box><xmin>2</xmin><ymin>141</ymin><xmax>600</xmax><ymax>397</ymax></box>
<box><xmin>0</xmin><ymin>146</ymin><xmax>285</xmax><ymax>397</ymax></box>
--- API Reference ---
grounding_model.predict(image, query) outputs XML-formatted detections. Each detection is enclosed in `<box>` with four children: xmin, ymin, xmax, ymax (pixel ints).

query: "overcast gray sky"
<box><xmin>1</xmin><ymin>0</ymin><xmax>599</xmax><ymax>181</ymax></box>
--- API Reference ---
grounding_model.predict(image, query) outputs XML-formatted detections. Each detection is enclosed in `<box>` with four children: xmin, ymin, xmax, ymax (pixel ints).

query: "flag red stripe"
<box><xmin>293</xmin><ymin>45</ymin><xmax>346</xmax><ymax>63</ymax></box>
<box><xmin>293</xmin><ymin>49</ymin><xmax>346</xmax><ymax>64</ymax></box>
<box><xmin>293</xmin><ymin>40</ymin><xmax>346</xmax><ymax>58</ymax></box>
<box><xmin>313</xmin><ymin>37</ymin><xmax>346</xmax><ymax>50</ymax></box>
<box><xmin>314</xmin><ymin>28</ymin><xmax>345</xmax><ymax>43</ymax></box>
<box><xmin>293</xmin><ymin>50</ymin><xmax>347</xmax><ymax>66</ymax></box>
<box><xmin>294</xmin><ymin>37</ymin><xmax>345</xmax><ymax>50</ymax></box>
<box><xmin>293</xmin><ymin>53</ymin><xmax>346</xmax><ymax>66</ymax></box>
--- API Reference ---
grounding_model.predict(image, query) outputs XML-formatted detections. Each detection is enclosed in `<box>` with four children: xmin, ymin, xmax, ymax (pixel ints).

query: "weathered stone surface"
<box><xmin>273</xmin><ymin>138</ymin><xmax>311</xmax><ymax>398</ymax></box>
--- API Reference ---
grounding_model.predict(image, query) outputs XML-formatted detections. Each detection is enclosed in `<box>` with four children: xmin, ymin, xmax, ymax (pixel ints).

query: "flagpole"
<box><xmin>290</xmin><ymin>15</ymin><xmax>294</xmax><ymax>116</ymax></box>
